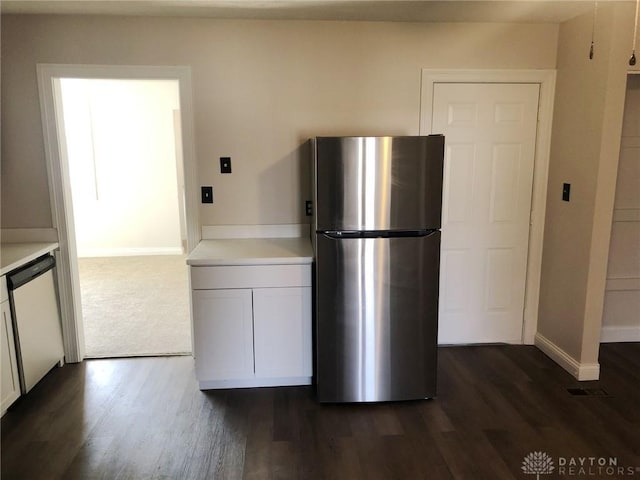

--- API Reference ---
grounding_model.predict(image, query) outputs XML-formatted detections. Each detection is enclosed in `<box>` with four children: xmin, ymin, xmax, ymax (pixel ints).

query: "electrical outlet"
<box><xmin>305</xmin><ymin>200</ymin><xmax>313</xmax><ymax>216</ymax></box>
<box><xmin>220</xmin><ymin>157</ymin><xmax>232</xmax><ymax>174</ymax></box>
<box><xmin>201</xmin><ymin>186</ymin><xmax>213</xmax><ymax>204</ymax></box>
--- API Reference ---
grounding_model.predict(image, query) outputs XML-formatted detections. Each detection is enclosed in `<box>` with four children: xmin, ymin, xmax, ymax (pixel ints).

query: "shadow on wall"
<box><xmin>257</xmin><ymin>141</ymin><xmax>311</xmax><ymax>225</ymax></box>
<box><xmin>257</xmin><ymin>129</ymin><xmax>414</xmax><ymax>226</ymax></box>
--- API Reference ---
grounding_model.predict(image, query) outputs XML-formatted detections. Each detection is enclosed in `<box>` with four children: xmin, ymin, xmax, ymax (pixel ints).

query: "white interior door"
<box><xmin>433</xmin><ymin>83</ymin><xmax>540</xmax><ymax>344</ymax></box>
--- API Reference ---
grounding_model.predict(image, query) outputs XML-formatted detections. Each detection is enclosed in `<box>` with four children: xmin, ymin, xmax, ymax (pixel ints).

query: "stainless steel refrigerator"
<box><xmin>312</xmin><ymin>135</ymin><xmax>444</xmax><ymax>403</ymax></box>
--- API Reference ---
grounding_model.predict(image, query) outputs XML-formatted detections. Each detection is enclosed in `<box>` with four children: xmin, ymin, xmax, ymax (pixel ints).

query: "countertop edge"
<box><xmin>1</xmin><ymin>242</ymin><xmax>60</xmax><ymax>277</ymax></box>
<box><xmin>187</xmin><ymin>257</ymin><xmax>314</xmax><ymax>267</ymax></box>
<box><xmin>187</xmin><ymin>238</ymin><xmax>314</xmax><ymax>267</ymax></box>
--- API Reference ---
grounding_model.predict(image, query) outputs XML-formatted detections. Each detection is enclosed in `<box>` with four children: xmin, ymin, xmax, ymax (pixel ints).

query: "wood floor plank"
<box><xmin>394</xmin><ymin>407</ymin><xmax>455</xmax><ymax>478</ymax></box>
<box><xmin>2</xmin><ymin>344</ymin><xmax>639</xmax><ymax>480</ymax></box>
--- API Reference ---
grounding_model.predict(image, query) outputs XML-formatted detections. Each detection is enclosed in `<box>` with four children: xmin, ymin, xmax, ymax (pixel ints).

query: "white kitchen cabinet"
<box><xmin>1</xmin><ymin>276</ymin><xmax>20</xmax><ymax>415</ymax></box>
<box><xmin>188</xmin><ymin>237</ymin><xmax>313</xmax><ymax>390</ymax></box>
<box><xmin>192</xmin><ymin>289</ymin><xmax>254</xmax><ymax>382</ymax></box>
<box><xmin>191</xmin><ymin>280</ymin><xmax>312</xmax><ymax>389</ymax></box>
<box><xmin>253</xmin><ymin>287</ymin><xmax>312</xmax><ymax>379</ymax></box>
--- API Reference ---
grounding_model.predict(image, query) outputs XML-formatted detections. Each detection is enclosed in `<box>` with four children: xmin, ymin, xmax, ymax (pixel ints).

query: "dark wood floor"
<box><xmin>2</xmin><ymin>343</ymin><xmax>639</xmax><ymax>480</ymax></box>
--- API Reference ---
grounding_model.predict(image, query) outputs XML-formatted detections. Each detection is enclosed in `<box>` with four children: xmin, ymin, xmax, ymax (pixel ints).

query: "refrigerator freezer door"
<box><xmin>315</xmin><ymin>232</ymin><xmax>440</xmax><ymax>402</ymax></box>
<box><xmin>314</xmin><ymin>136</ymin><xmax>444</xmax><ymax>232</ymax></box>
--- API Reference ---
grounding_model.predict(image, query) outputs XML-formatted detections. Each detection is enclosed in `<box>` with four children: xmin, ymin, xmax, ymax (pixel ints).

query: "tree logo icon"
<box><xmin>522</xmin><ymin>451</ymin><xmax>555</xmax><ymax>479</ymax></box>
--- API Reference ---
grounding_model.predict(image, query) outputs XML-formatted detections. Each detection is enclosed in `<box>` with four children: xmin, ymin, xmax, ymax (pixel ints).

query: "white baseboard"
<box><xmin>77</xmin><ymin>247</ymin><xmax>184</xmax><ymax>258</ymax></box>
<box><xmin>601</xmin><ymin>325</ymin><xmax>640</xmax><ymax>343</ymax></box>
<box><xmin>534</xmin><ymin>333</ymin><xmax>600</xmax><ymax>381</ymax></box>
<box><xmin>1</xmin><ymin>228</ymin><xmax>58</xmax><ymax>243</ymax></box>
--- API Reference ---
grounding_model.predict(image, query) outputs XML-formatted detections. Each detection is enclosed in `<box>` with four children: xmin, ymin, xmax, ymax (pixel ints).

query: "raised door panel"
<box><xmin>442</xmin><ymin>144</ymin><xmax>475</xmax><ymax>227</ymax></box>
<box><xmin>438</xmin><ymin>249</ymin><xmax>472</xmax><ymax>343</ymax></box>
<box><xmin>489</xmin><ymin>144</ymin><xmax>521</xmax><ymax>224</ymax></box>
<box><xmin>1</xmin><ymin>300</ymin><xmax>20</xmax><ymax>414</ymax></box>
<box><xmin>252</xmin><ymin>287</ymin><xmax>312</xmax><ymax>379</ymax></box>
<box><xmin>447</xmin><ymin>103</ymin><xmax>477</xmax><ymax>127</ymax></box>
<box><xmin>192</xmin><ymin>289</ymin><xmax>254</xmax><ymax>381</ymax></box>
<box><xmin>614</xmin><ymin>141</ymin><xmax>640</xmax><ymax>209</ymax></box>
<box><xmin>607</xmin><ymin>222</ymin><xmax>640</xmax><ymax>279</ymax></box>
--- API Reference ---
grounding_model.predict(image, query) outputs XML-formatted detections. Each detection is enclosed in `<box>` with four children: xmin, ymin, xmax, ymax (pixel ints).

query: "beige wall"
<box><xmin>538</xmin><ymin>3</ymin><xmax>634</xmax><ymax>365</ymax></box>
<box><xmin>1</xmin><ymin>15</ymin><xmax>559</xmax><ymax>229</ymax></box>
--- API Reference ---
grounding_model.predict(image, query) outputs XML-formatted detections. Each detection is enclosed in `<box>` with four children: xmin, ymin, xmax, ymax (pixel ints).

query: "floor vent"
<box><xmin>567</xmin><ymin>388</ymin><xmax>610</xmax><ymax>397</ymax></box>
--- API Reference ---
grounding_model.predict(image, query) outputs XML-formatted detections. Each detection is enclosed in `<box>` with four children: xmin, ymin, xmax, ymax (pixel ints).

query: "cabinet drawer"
<box><xmin>190</xmin><ymin>264</ymin><xmax>311</xmax><ymax>290</ymax></box>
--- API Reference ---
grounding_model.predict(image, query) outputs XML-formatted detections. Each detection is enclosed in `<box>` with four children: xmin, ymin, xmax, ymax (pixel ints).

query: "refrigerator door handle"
<box><xmin>321</xmin><ymin>229</ymin><xmax>438</xmax><ymax>239</ymax></box>
<box><xmin>321</xmin><ymin>231</ymin><xmax>363</xmax><ymax>239</ymax></box>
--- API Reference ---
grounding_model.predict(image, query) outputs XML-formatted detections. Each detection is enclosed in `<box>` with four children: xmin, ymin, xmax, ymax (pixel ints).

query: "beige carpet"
<box><xmin>78</xmin><ymin>255</ymin><xmax>192</xmax><ymax>358</ymax></box>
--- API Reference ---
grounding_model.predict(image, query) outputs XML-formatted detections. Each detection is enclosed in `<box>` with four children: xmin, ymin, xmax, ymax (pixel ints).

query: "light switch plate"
<box><xmin>201</xmin><ymin>186</ymin><xmax>213</xmax><ymax>203</ymax></box>
<box><xmin>220</xmin><ymin>157</ymin><xmax>232</xmax><ymax>174</ymax></box>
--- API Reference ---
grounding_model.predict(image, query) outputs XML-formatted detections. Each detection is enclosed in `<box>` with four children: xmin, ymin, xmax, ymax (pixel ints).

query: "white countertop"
<box><xmin>187</xmin><ymin>237</ymin><xmax>313</xmax><ymax>266</ymax></box>
<box><xmin>1</xmin><ymin>242</ymin><xmax>59</xmax><ymax>276</ymax></box>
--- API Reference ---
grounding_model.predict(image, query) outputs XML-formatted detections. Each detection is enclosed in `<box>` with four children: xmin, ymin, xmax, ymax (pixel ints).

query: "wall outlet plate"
<box><xmin>562</xmin><ymin>183</ymin><xmax>571</xmax><ymax>202</ymax></box>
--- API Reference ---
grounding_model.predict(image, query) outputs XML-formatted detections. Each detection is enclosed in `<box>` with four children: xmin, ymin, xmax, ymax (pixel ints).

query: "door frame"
<box><xmin>37</xmin><ymin>64</ymin><xmax>200</xmax><ymax>362</ymax></box>
<box><xmin>419</xmin><ymin>69</ymin><xmax>556</xmax><ymax>344</ymax></box>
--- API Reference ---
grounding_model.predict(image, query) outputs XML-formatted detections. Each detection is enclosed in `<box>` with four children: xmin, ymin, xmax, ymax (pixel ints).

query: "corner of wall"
<box><xmin>581</xmin><ymin>3</ymin><xmax>634</xmax><ymax>364</ymax></box>
<box><xmin>537</xmin><ymin>3</ymin><xmax>630</xmax><ymax>378</ymax></box>
<box><xmin>535</xmin><ymin>332</ymin><xmax>600</xmax><ymax>381</ymax></box>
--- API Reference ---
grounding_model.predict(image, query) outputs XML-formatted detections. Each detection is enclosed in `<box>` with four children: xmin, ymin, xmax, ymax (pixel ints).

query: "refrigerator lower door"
<box><xmin>315</xmin><ymin>232</ymin><xmax>440</xmax><ymax>402</ymax></box>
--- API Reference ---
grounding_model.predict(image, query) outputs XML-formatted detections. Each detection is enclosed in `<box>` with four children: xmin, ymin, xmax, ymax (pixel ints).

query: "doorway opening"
<box><xmin>57</xmin><ymin>78</ymin><xmax>191</xmax><ymax>358</ymax></box>
<box><xmin>37</xmin><ymin>64</ymin><xmax>200</xmax><ymax>362</ymax></box>
<box><xmin>601</xmin><ymin>73</ymin><xmax>640</xmax><ymax>343</ymax></box>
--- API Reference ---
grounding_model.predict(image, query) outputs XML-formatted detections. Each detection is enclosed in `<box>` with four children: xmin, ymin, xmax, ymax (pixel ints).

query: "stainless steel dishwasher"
<box><xmin>7</xmin><ymin>254</ymin><xmax>64</xmax><ymax>393</ymax></box>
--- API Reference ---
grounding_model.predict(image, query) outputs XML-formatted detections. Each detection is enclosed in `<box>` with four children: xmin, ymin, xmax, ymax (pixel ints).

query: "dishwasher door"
<box><xmin>8</xmin><ymin>255</ymin><xmax>64</xmax><ymax>394</ymax></box>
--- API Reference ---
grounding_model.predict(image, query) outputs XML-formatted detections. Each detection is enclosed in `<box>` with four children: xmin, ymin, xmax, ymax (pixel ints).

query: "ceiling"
<box><xmin>0</xmin><ymin>0</ymin><xmax>609</xmax><ymax>24</ymax></box>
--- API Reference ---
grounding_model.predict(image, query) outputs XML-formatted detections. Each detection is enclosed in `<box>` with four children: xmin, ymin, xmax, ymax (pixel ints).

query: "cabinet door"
<box><xmin>192</xmin><ymin>289</ymin><xmax>254</xmax><ymax>381</ymax></box>
<box><xmin>1</xmin><ymin>300</ymin><xmax>21</xmax><ymax>414</ymax></box>
<box><xmin>253</xmin><ymin>287</ymin><xmax>312</xmax><ymax>378</ymax></box>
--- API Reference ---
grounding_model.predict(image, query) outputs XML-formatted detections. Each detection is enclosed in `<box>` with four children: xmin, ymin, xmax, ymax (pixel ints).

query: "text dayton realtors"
<box><xmin>557</xmin><ymin>457</ymin><xmax>637</xmax><ymax>477</ymax></box>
